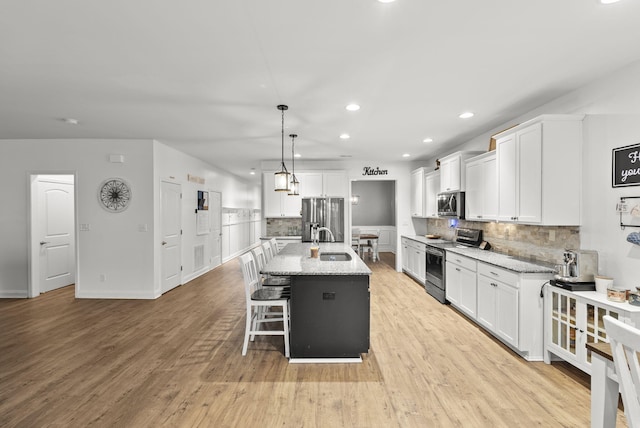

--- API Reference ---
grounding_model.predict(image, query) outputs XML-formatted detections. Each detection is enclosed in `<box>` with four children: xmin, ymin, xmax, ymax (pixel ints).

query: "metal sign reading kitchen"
<box><xmin>362</xmin><ymin>167</ymin><xmax>388</xmax><ymax>176</ymax></box>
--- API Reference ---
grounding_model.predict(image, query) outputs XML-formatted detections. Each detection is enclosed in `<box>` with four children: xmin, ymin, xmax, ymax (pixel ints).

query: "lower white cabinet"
<box><xmin>544</xmin><ymin>285</ymin><xmax>640</xmax><ymax>374</ymax></box>
<box><xmin>445</xmin><ymin>254</ymin><xmax>551</xmax><ymax>361</ymax></box>
<box><xmin>445</xmin><ymin>255</ymin><xmax>477</xmax><ymax>318</ymax></box>
<box><xmin>477</xmin><ymin>270</ymin><xmax>519</xmax><ymax>348</ymax></box>
<box><xmin>401</xmin><ymin>237</ymin><xmax>426</xmax><ymax>285</ymax></box>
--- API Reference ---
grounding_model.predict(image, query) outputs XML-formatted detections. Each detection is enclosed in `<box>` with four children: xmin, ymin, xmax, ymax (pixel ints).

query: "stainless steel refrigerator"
<box><xmin>301</xmin><ymin>197</ymin><xmax>345</xmax><ymax>242</ymax></box>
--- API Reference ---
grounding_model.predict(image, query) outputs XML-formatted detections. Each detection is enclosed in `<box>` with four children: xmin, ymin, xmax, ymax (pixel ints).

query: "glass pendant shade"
<box><xmin>274</xmin><ymin>166</ymin><xmax>290</xmax><ymax>192</ymax></box>
<box><xmin>274</xmin><ymin>104</ymin><xmax>290</xmax><ymax>192</ymax></box>
<box><xmin>288</xmin><ymin>133</ymin><xmax>300</xmax><ymax>195</ymax></box>
<box><xmin>289</xmin><ymin>174</ymin><xmax>300</xmax><ymax>195</ymax></box>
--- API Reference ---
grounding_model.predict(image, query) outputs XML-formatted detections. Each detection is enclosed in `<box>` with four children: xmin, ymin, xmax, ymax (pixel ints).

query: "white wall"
<box><xmin>422</xmin><ymin>59</ymin><xmax>640</xmax><ymax>289</ymax></box>
<box><xmin>0</xmin><ymin>139</ymin><xmax>155</xmax><ymax>298</ymax></box>
<box><xmin>154</xmin><ymin>141</ymin><xmax>261</xmax><ymax>285</ymax></box>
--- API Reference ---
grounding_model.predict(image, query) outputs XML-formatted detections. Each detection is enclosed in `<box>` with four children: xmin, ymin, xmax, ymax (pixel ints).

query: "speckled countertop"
<box><xmin>261</xmin><ymin>243</ymin><xmax>372</xmax><ymax>276</ymax></box>
<box><xmin>403</xmin><ymin>235</ymin><xmax>556</xmax><ymax>274</ymax></box>
<box><xmin>260</xmin><ymin>236</ymin><xmax>302</xmax><ymax>240</ymax></box>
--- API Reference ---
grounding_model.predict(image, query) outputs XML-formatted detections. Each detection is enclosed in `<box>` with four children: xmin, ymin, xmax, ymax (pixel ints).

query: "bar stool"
<box><xmin>239</xmin><ymin>252</ymin><xmax>290</xmax><ymax>358</ymax></box>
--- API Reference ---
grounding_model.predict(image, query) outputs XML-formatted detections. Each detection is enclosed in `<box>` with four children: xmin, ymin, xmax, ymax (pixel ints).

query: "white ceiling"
<box><xmin>2</xmin><ymin>0</ymin><xmax>640</xmax><ymax>184</ymax></box>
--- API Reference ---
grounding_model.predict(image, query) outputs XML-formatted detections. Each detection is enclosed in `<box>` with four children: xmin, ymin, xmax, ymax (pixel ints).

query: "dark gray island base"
<box><xmin>261</xmin><ymin>243</ymin><xmax>372</xmax><ymax>362</ymax></box>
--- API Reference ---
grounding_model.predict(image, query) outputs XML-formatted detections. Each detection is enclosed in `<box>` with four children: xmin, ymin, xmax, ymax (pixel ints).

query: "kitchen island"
<box><xmin>261</xmin><ymin>243</ymin><xmax>371</xmax><ymax>362</ymax></box>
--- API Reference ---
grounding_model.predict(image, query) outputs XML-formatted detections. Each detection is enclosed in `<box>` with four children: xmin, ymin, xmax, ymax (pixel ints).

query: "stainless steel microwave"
<box><xmin>437</xmin><ymin>191</ymin><xmax>465</xmax><ymax>218</ymax></box>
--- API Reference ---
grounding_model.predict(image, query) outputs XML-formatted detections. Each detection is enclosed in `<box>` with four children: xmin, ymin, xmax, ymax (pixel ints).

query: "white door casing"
<box><xmin>161</xmin><ymin>181</ymin><xmax>182</xmax><ymax>294</ymax></box>
<box><xmin>210</xmin><ymin>191</ymin><xmax>222</xmax><ymax>268</ymax></box>
<box><xmin>34</xmin><ymin>176</ymin><xmax>76</xmax><ymax>294</ymax></box>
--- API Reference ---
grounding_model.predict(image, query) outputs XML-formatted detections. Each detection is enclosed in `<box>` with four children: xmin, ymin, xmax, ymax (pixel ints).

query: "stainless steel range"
<box><xmin>424</xmin><ymin>228</ymin><xmax>484</xmax><ymax>303</ymax></box>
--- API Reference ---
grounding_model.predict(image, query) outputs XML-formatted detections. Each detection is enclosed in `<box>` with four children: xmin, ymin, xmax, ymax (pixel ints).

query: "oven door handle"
<box><xmin>426</xmin><ymin>248</ymin><xmax>444</xmax><ymax>257</ymax></box>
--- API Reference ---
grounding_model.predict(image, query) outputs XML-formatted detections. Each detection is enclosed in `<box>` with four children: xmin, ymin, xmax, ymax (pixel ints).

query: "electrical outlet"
<box><xmin>80</xmin><ymin>223</ymin><xmax>90</xmax><ymax>231</ymax></box>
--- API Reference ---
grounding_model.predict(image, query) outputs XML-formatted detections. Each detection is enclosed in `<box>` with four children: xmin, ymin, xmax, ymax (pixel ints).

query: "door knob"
<box><xmin>40</xmin><ymin>241</ymin><xmax>50</xmax><ymax>245</ymax></box>
<box><xmin>162</xmin><ymin>241</ymin><xmax>167</xmax><ymax>245</ymax></box>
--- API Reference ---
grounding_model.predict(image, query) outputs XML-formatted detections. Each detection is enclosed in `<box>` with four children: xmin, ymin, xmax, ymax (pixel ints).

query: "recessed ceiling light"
<box><xmin>423</xmin><ymin>138</ymin><xmax>434</xmax><ymax>143</ymax></box>
<box><xmin>345</xmin><ymin>104</ymin><xmax>360</xmax><ymax>112</ymax></box>
<box><xmin>340</xmin><ymin>133</ymin><xmax>350</xmax><ymax>139</ymax></box>
<box><xmin>402</xmin><ymin>153</ymin><xmax>411</xmax><ymax>158</ymax></box>
<box><xmin>250</xmin><ymin>168</ymin><xmax>256</xmax><ymax>175</ymax></box>
<box><xmin>459</xmin><ymin>112</ymin><xmax>474</xmax><ymax>119</ymax></box>
<box><xmin>62</xmin><ymin>118</ymin><xmax>79</xmax><ymax>125</ymax></box>
<box><xmin>378</xmin><ymin>0</ymin><xmax>396</xmax><ymax>3</ymax></box>
<box><xmin>294</xmin><ymin>153</ymin><xmax>301</xmax><ymax>158</ymax></box>
<box><xmin>600</xmin><ymin>0</ymin><xmax>620</xmax><ymax>4</ymax></box>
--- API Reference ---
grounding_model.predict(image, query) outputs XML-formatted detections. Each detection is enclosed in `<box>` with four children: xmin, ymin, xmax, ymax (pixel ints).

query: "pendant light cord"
<box><xmin>281</xmin><ymin>107</ymin><xmax>287</xmax><ymax>171</ymax></box>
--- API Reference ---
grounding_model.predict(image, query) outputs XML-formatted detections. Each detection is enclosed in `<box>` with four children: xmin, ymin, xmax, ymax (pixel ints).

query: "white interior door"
<box><xmin>161</xmin><ymin>181</ymin><xmax>182</xmax><ymax>293</ymax></box>
<box><xmin>210</xmin><ymin>191</ymin><xmax>222</xmax><ymax>268</ymax></box>
<box><xmin>36</xmin><ymin>176</ymin><xmax>75</xmax><ymax>293</ymax></box>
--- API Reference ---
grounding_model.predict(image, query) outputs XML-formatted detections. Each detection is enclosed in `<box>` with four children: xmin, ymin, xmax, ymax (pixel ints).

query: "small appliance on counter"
<box><xmin>551</xmin><ymin>249</ymin><xmax>598</xmax><ymax>291</ymax></box>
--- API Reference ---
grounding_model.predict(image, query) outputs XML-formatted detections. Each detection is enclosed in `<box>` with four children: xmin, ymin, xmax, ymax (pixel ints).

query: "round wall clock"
<box><xmin>98</xmin><ymin>178</ymin><xmax>132</xmax><ymax>212</ymax></box>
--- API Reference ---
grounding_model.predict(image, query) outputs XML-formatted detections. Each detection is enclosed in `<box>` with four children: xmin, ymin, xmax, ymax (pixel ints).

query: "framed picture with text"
<box><xmin>612</xmin><ymin>143</ymin><xmax>640</xmax><ymax>187</ymax></box>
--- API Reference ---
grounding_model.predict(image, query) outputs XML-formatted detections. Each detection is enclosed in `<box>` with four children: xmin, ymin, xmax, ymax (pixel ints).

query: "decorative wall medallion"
<box><xmin>98</xmin><ymin>178</ymin><xmax>132</xmax><ymax>212</ymax></box>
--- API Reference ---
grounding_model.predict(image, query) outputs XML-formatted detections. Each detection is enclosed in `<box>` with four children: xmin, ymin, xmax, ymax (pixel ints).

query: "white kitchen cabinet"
<box><xmin>297</xmin><ymin>171</ymin><xmax>347</xmax><ymax>198</ymax></box>
<box><xmin>494</xmin><ymin>114</ymin><xmax>584</xmax><ymax>225</ymax></box>
<box><xmin>424</xmin><ymin>171</ymin><xmax>440</xmax><ymax>218</ymax></box>
<box><xmin>262</xmin><ymin>173</ymin><xmax>302</xmax><ymax>217</ymax></box>
<box><xmin>544</xmin><ymin>286</ymin><xmax>640</xmax><ymax>374</ymax></box>
<box><xmin>439</xmin><ymin>151</ymin><xmax>482</xmax><ymax>193</ymax></box>
<box><xmin>477</xmin><ymin>269</ymin><xmax>519</xmax><ymax>348</ymax></box>
<box><xmin>446</xmin><ymin>254</ymin><xmax>477</xmax><ymax>317</ymax></box>
<box><xmin>401</xmin><ymin>238</ymin><xmax>410</xmax><ymax>272</ymax></box>
<box><xmin>465</xmin><ymin>151</ymin><xmax>497</xmax><ymax>221</ymax></box>
<box><xmin>475</xmin><ymin>262</ymin><xmax>550</xmax><ymax>361</ymax></box>
<box><xmin>410</xmin><ymin>168</ymin><xmax>425</xmax><ymax>217</ymax></box>
<box><xmin>401</xmin><ymin>237</ymin><xmax>426</xmax><ymax>285</ymax></box>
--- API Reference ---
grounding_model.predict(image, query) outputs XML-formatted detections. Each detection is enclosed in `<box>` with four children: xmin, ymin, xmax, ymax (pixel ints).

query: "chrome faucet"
<box><xmin>316</xmin><ymin>227</ymin><xmax>335</xmax><ymax>242</ymax></box>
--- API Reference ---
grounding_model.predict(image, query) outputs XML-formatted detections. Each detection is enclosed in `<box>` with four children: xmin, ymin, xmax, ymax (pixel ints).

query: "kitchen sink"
<box><xmin>319</xmin><ymin>252</ymin><xmax>352</xmax><ymax>261</ymax></box>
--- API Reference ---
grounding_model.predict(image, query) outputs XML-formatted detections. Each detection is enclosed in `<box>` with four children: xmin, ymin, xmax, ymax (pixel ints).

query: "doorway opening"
<box><xmin>350</xmin><ymin>180</ymin><xmax>397</xmax><ymax>269</ymax></box>
<box><xmin>29</xmin><ymin>173</ymin><xmax>77</xmax><ymax>298</ymax></box>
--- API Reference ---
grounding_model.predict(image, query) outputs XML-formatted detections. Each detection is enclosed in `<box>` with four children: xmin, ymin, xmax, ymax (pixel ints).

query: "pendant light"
<box><xmin>288</xmin><ymin>133</ymin><xmax>300</xmax><ymax>195</ymax></box>
<box><xmin>274</xmin><ymin>104</ymin><xmax>290</xmax><ymax>192</ymax></box>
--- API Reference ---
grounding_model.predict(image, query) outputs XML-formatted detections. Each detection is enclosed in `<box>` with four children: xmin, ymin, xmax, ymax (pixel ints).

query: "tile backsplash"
<box><xmin>427</xmin><ymin>218</ymin><xmax>580</xmax><ymax>265</ymax></box>
<box><xmin>266</xmin><ymin>218</ymin><xmax>302</xmax><ymax>236</ymax></box>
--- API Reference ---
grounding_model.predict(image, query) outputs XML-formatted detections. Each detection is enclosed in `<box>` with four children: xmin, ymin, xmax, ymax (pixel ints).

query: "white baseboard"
<box><xmin>0</xmin><ymin>290</ymin><xmax>29</xmax><ymax>298</ymax></box>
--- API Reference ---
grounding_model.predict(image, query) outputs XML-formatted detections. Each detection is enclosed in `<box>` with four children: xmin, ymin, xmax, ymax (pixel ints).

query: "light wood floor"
<box><xmin>0</xmin><ymin>252</ymin><xmax>628</xmax><ymax>427</ymax></box>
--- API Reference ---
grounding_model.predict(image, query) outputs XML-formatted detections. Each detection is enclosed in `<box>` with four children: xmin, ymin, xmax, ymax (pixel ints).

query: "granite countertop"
<box><xmin>402</xmin><ymin>235</ymin><xmax>555</xmax><ymax>274</ymax></box>
<box><xmin>261</xmin><ymin>243</ymin><xmax>372</xmax><ymax>276</ymax></box>
<box><xmin>260</xmin><ymin>235</ymin><xmax>302</xmax><ymax>240</ymax></box>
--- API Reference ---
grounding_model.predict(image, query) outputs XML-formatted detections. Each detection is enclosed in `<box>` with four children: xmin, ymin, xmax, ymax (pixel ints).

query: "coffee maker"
<box><xmin>552</xmin><ymin>249</ymin><xmax>598</xmax><ymax>291</ymax></box>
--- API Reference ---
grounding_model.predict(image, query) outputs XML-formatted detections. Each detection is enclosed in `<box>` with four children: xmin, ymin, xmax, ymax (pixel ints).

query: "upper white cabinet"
<box><xmin>410</xmin><ymin>168</ymin><xmax>426</xmax><ymax>217</ymax></box>
<box><xmin>411</xmin><ymin>168</ymin><xmax>439</xmax><ymax>218</ymax></box>
<box><xmin>424</xmin><ymin>171</ymin><xmax>440</xmax><ymax>218</ymax></box>
<box><xmin>297</xmin><ymin>170</ymin><xmax>347</xmax><ymax>198</ymax></box>
<box><xmin>465</xmin><ymin>151</ymin><xmax>497</xmax><ymax>221</ymax></box>
<box><xmin>262</xmin><ymin>173</ymin><xmax>302</xmax><ymax>217</ymax></box>
<box><xmin>494</xmin><ymin>114</ymin><xmax>584</xmax><ymax>225</ymax></box>
<box><xmin>439</xmin><ymin>151</ymin><xmax>483</xmax><ymax>193</ymax></box>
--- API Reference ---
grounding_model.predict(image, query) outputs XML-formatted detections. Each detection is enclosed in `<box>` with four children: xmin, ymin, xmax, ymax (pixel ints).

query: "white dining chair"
<box><xmin>603</xmin><ymin>315</ymin><xmax>640</xmax><ymax>427</ymax></box>
<box><xmin>251</xmin><ymin>245</ymin><xmax>290</xmax><ymax>291</ymax></box>
<box><xmin>351</xmin><ymin>228</ymin><xmax>362</xmax><ymax>258</ymax></box>
<box><xmin>239</xmin><ymin>252</ymin><xmax>290</xmax><ymax>358</ymax></box>
<box><xmin>269</xmin><ymin>237</ymin><xmax>280</xmax><ymax>255</ymax></box>
<box><xmin>262</xmin><ymin>241</ymin><xmax>275</xmax><ymax>262</ymax></box>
